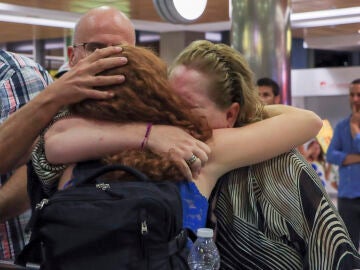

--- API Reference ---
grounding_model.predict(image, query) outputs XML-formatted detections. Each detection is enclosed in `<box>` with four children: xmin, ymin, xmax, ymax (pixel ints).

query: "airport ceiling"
<box><xmin>0</xmin><ymin>0</ymin><xmax>359</xmax><ymax>51</ymax></box>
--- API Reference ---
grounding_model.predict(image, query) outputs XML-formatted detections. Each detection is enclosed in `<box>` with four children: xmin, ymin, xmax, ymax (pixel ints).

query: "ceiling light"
<box><xmin>153</xmin><ymin>0</ymin><xmax>207</xmax><ymax>24</ymax></box>
<box><xmin>291</xmin><ymin>7</ymin><xmax>360</xmax><ymax>28</ymax></box>
<box><xmin>0</xmin><ymin>14</ymin><xmax>75</xmax><ymax>28</ymax></box>
<box><xmin>0</xmin><ymin>3</ymin><xmax>79</xmax><ymax>28</ymax></box>
<box><xmin>205</xmin><ymin>32</ymin><xmax>222</xmax><ymax>42</ymax></box>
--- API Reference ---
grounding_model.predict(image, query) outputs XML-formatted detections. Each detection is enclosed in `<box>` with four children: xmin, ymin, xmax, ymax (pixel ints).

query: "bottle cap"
<box><xmin>196</xmin><ymin>228</ymin><xmax>213</xmax><ymax>238</ymax></box>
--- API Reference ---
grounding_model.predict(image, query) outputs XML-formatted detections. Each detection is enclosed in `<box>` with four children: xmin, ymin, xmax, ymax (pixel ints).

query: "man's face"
<box><xmin>68</xmin><ymin>14</ymin><xmax>135</xmax><ymax>68</ymax></box>
<box><xmin>169</xmin><ymin>65</ymin><xmax>229</xmax><ymax>129</ymax></box>
<box><xmin>349</xmin><ymin>83</ymin><xmax>360</xmax><ymax>112</ymax></box>
<box><xmin>258</xmin><ymin>86</ymin><xmax>279</xmax><ymax>105</ymax></box>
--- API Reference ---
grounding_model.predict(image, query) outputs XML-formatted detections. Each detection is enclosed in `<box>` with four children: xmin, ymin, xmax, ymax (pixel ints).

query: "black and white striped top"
<box><xmin>209</xmin><ymin>149</ymin><xmax>360</xmax><ymax>270</ymax></box>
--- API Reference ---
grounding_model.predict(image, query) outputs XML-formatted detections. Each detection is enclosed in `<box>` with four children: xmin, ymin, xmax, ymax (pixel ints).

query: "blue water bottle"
<box><xmin>187</xmin><ymin>228</ymin><xmax>220</xmax><ymax>270</ymax></box>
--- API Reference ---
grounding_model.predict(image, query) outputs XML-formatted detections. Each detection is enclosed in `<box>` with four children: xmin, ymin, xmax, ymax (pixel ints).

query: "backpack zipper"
<box><xmin>140</xmin><ymin>208</ymin><xmax>149</xmax><ymax>258</ymax></box>
<box><xmin>35</xmin><ymin>198</ymin><xmax>49</xmax><ymax>210</ymax></box>
<box><xmin>95</xmin><ymin>183</ymin><xmax>110</xmax><ymax>191</ymax></box>
<box><xmin>140</xmin><ymin>208</ymin><xmax>149</xmax><ymax>236</ymax></box>
<box><xmin>141</xmin><ymin>220</ymin><xmax>148</xmax><ymax>235</ymax></box>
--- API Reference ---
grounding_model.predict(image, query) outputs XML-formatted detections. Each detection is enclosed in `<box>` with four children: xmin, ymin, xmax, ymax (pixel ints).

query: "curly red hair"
<box><xmin>69</xmin><ymin>45</ymin><xmax>212</xmax><ymax>181</ymax></box>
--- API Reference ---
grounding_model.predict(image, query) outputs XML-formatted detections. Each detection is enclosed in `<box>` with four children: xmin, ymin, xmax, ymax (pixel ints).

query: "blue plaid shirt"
<box><xmin>0</xmin><ymin>50</ymin><xmax>53</xmax><ymax>259</ymax></box>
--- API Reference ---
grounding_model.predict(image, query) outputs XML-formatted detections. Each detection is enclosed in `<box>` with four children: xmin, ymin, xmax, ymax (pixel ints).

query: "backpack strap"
<box><xmin>15</xmin><ymin>235</ymin><xmax>44</xmax><ymax>268</ymax></box>
<box><xmin>146</xmin><ymin>229</ymin><xmax>189</xmax><ymax>259</ymax></box>
<box><xmin>185</xmin><ymin>228</ymin><xmax>197</xmax><ymax>243</ymax></box>
<box><xmin>72</xmin><ymin>162</ymin><xmax>150</xmax><ymax>186</ymax></box>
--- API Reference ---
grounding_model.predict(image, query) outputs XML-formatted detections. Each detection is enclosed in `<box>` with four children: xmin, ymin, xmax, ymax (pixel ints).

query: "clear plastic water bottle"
<box><xmin>187</xmin><ymin>228</ymin><xmax>220</xmax><ymax>270</ymax></box>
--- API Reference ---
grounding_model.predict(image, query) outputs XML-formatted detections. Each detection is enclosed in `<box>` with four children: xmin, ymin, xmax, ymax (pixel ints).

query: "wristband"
<box><xmin>141</xmin><ymin>123</ymin><xmax>153</xmax><ymax>150</ymax></box>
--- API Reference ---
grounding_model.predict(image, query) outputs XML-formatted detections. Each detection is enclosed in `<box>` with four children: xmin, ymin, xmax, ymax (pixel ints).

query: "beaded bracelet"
<box><xmin>141</xmin><ymin>123</ymin><xmax>153</xmax><ymax>150</ymax></box>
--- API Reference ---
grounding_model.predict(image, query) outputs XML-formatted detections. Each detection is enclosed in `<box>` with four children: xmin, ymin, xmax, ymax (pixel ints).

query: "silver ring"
<box><xmin>186</xmin><ymin>154</ymin><xmax>198</xmax><ymax>166</ymax></box>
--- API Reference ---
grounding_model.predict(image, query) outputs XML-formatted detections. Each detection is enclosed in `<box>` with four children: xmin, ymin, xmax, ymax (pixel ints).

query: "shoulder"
<box><xmin>250</xmin><ymin>149</ymin><xmax>323</xmax><ymax>189</ymax></box>
<box><xmin>335</xmin><ymin>117</ymin><xmax>350</xmax><ymax>128</ymax></box>
<box><xmin>0</xmin><ymin>50</ymin><xmax>53</xmax><ymax>122</ymax></box>
<box><xmin>252</xmin><ymin>148</ymin><xmax>309</xmax><ymax>172</ymax></box>
<box><xmin>0</xmin><ymin>50</ymin><xmax>52</xmax><ymax>85</ymax></box>
<box><xmin>1</xmin><ymin>50</ymin><xmax>41</xmax><ymax>70</ymax></box>
<box><xmin>220</xmin><ymin>149</ymin><xmax>308</xmax><ymax>182</ymax></box>
<box><xmin>0</xmin><ymin>50</ymin><xmax>52</xmax><ymax>94</ymax></box>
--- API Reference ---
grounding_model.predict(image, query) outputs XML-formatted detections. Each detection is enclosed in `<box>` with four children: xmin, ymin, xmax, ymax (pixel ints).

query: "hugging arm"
<box><xmin>205</xmin><ymin>105</ymin><xmax>323</xmax><ymax>179</ymax></box>
<box><xmin>44</xmin><ymin>117</ymin><xmax>211</xmax><ymax>179</ymax></box>
<box><xmin>45</xmin><ymin>105</ymin><xmax>320</xmax><ymax>181</ymax></box>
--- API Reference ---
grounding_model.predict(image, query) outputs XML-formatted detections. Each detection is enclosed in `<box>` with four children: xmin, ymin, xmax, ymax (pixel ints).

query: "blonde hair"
<box><xmin>170</xmin><ymin>40</ymin><xmax>266</xmax><ymax>127</ymax></box>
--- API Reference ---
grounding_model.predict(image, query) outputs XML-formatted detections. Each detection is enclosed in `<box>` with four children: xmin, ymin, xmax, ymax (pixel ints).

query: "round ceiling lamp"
<box><xmin>153</xmin><ymin>0</ymin><xmax>208</xmax><ymax>24</ymax></box>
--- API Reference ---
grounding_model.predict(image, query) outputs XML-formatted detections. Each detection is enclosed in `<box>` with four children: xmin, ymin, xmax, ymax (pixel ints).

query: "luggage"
<box><xmin>16</xmin><ymin>163</ymin><xmax>189</xmax><ymax>270</ymax></box>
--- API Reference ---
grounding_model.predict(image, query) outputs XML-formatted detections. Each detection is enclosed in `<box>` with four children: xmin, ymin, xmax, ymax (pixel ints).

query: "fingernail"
<box><xmin>106</xmin><ymin>91</ymin><xmax>115</xmax><ymax>98</ymax></box>
<box><xmin>120</xmin><ymin>57</ymin><xmax>128</xmax><ymax>64</ymax></box>
<box><xmin>119</xmin><ymin>75</ymin><xmax>125</xmax><ymax>82</ymax></box>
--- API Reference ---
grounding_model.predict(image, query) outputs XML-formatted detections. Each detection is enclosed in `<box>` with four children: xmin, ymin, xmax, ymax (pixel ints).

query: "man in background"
<box><xmin>0</xmin><ymin>49</ymin><xmax>53</xmax><ymax>259</ymax></box>
<box><xmin>327</xmin><ymin>78</ymin><xmax>360</xmax><ymax>251</ymax></box>
<box><xmin>256</xmin><ymin>77</ymin><xmax>280</xmax><ymax>105</ymax></box>
<box><xmin>257</xmin><ymin>77</ymin><xmax>312</xmax><ymax>158</ymax></box>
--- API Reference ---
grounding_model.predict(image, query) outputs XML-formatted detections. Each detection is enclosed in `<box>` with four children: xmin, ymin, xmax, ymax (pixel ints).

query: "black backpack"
<box><xmin>16</xmin><ymin>163</ymin><xmax>190</xmax><ymax>270</ymax></box>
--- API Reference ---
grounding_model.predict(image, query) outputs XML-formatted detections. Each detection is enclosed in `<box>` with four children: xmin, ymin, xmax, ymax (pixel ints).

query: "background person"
<box><xmin>256</xmin><ymin>77</ymin><xmax>280</xmax><ymax>105</ymax></box>
<box><xmin>0</xmin><ymin>49</ymin><xmax>52</xmax><ymax>260</ymax></box>
<box><xmin>256</xmin><ymin>77</ymin><xmax>312</xmax><ymax>159</ymax></box>
<box><xmin>306</xmin><ymin>139</ymin><xmax>338</xmax><ymax>194</ymax></box>
<box><xmin>327</xmin><ymin>78</ymin><xmax>360</xmax><ymax>251</ymax></box>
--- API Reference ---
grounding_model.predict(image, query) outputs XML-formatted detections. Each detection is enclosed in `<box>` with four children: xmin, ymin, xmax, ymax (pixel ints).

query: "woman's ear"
<box><xmin>226</xmin><ymin>102</ymin><xmax>240</xmax><ymax>128</ymax></box>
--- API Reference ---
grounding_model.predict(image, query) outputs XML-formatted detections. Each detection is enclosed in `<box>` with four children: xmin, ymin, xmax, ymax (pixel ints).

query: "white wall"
<box><xmin>292</xmin><ymin>96</ymin><xmax>349</xmax><ymax>128</ymax></box>
<box><xmin>291</xmin><ymin>67</ymin><xmax>357</xmax><ymax>128</ymax></box>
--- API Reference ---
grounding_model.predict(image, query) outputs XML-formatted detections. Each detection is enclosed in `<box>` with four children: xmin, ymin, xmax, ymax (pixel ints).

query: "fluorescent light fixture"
<box><xmin>291</xmin><ymin>7</ymin><xmax>360</xmax><ymax>28</ymax></box>
<box><xmin>228</xmin><ymin>0</ymin><xmax>232</xmax><ymax>19</ymax></box>
<box><xmin>0</xmin><ymin>14</ymin><xmax>75</xmax><ymax>28</ymax></box>
<box><xmin>0</xmin><ymin>3</ymin><xmax>79</xmax><ymax>29</ymax></box>
<box><xmin>15</xmin><ymin>41</ymin><xmax>66</xmax><ymax>52</ymax></box>
<box><xmin>138</xmin><ymin>33</ymin><xmax>160</xmax><ymax>43</ymax></box>
<box><xmin>205</xmin><ymin>32</ymin><xmax>222</xmax><ymax>42</ymax></box>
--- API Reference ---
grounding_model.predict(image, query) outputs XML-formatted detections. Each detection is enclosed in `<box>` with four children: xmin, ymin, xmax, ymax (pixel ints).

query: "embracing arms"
<box><xmin>204</xmin><ymin>105</ymin><xmax>323</xmax><ymax>179</ymax></box>
<box><xmin>44</xmin><ymin>118</ymin><xmax>210</xmax><ymax>180</ymax></box>
<box><xmin>44</xmin><ymin>104</ymin><xmax>320</xmax><ymax>182</ymax></box>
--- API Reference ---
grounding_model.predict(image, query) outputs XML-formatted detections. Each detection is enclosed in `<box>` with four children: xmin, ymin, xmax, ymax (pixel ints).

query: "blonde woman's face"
<box><xmin>169</xmin><ymin>65</ymin><xmax>229</xmax><ymax>129</ymax></box>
